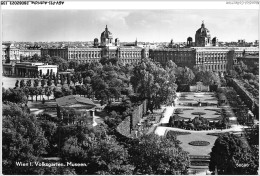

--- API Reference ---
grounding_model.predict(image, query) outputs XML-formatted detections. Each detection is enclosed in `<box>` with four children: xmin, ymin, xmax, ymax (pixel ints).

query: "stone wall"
<box><xmin>117</xmin><ymin>99</ymin><xmax>148</xmax><ymax>137</ymax></box>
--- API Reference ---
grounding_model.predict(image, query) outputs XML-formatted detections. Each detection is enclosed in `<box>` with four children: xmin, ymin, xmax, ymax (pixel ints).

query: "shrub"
<box><xmin>188</xmin><ymin>141</ymin><xmax>210</xmax><ymax>146</ymax></box>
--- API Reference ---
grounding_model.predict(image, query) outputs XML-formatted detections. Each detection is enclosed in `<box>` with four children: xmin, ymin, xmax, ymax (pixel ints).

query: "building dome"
<box><xmin>100</xmin><ymin>25</ymin><xmax>113</xmax><ymax>46</ymax></box>
<box><xmin>195</xmin><ymin>21</ymin><xmax>212</xmax><ymax>47</ymax></box>
<box><xmin>101</xmin><ymin>25</ymin><xmax>113</xmax><ymax>38</ymax></box>
<box><xmin>196</xmin><ymin>22</ymin><xmax>210</xmax><ymax>38</ymax></box>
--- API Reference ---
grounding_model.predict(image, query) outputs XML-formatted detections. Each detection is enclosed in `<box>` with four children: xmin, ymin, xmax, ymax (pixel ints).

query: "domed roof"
<box><xmin>101</xmin><ymin>25</ymin><xmax>113</xmax><ymax>38</ymax></box>
<box><xmin>196</xmin><ymin>21</ymin><xmax>210</xmax><ymax>37</ymax></box>
<box><xmin>187</xmin><ymin>36</ymin><xmax>192</xmax><ymax>41</ymax></box>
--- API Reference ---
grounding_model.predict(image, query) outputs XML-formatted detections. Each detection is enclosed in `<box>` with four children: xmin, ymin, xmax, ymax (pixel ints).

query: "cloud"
<box><xmin>2</xmin><ymin>9</ymin><xmax>258</xmax><ymax>42</ymax></box>
<box><xmin>94</xmin><ymin>11</ymin><xmax>130</xmax><ymax>30</ymax></box>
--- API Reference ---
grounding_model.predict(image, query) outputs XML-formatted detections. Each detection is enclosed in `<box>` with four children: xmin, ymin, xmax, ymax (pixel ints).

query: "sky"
<box><xmin>2</xmin><ymin>9</ymin><xmax>259</xmax><ymax>42</ymax></box>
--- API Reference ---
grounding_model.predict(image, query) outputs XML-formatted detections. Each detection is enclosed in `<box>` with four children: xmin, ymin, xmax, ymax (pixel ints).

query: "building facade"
<box><xmin>150</xmin><ymin>22</ymin><xmax>259</xmax><ymax>73</ymax></box>
<box><xmin>2</xmin><ymin>62</ymin><xmax>58</xmax><ymax>77</ymax></box>
<box><xmin>149</xmin><ymin>48</ymin><xmax>196</xmax><ymax>68</ymax></box>
<box><xmin>20</xmin><ymin>49</ymin><xmax>41</xmax><ymax>58</ymax></box>
<box><xmin>41</xmin><ymin>26</ymin><xmax>147</xmax><ymax>65</ymax></box>
<box><xmin>2</xmin><ymin>43</ymin><xmax>20</xmax><ymax>64</ymax></box>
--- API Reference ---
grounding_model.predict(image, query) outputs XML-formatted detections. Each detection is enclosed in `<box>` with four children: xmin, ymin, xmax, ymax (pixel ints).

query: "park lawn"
<box><xmin>176</xmin><ymin>131</ymin><xmax>218</xmax><ymax>156</ymax></box>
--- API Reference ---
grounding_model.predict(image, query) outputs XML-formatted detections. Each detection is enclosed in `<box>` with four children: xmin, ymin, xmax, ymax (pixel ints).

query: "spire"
<box><xmin>105</xmin><ymin>25</ymin><xmax>108</xmax><ymax>31</ymax></box>
<box><xmin>201</xmin><ymin>20</ymin><xmax>205</xmax><ymax>28</ymax></box>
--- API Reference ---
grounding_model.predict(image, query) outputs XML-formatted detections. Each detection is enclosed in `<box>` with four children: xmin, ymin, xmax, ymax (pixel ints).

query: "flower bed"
<box><xmin>191</xmin><ymin>112</ymin><xmax>206</xmax><ymax>116</ymax></box>
<box><xmin>188</xmin><ymin>141</ymin><xmax>210</xmax><ymax>146</ymax></box>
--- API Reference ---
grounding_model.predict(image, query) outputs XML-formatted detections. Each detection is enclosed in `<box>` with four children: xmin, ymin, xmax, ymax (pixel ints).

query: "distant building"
<box><xmin>238</xmin><ymin>39</ymin><xmax>246</xmax><ymax>47</ymax></box>
<box><xmin>150</xmin><ymin>21</ymin><xmax>259</xmax><ymax>73</ymax></box>
<box><xmin>2</xmin><ymin>43</ymin><xmax>20</xmax><ymax>64</ymax></box>
<box><xmin>41</xmin><ymin>25</ymin><xmax>148</xmax><ymax>65</ymax></box>
<box><xmin>149</xmin><ymin>48</ymin><xmax>196</xmax><ymax>68</ymax></box>
<box><xmin>2</xmin><ymin>62</ymin><xmax>58</xmax><ymax>77</ymax></box>
<box><xmin>254</xmin><ymin>40</ymin><xmax>259</xmax><ymax>46</ymax></box>
<box><xmin>20</xmin><ymin>47</ymin><xmax>41</xmax><ymax>58</ymax></box>
<box><xmin>2</xmin><ymin>43</ymin><xmax>41</xmax><ymax>63</ymax></box>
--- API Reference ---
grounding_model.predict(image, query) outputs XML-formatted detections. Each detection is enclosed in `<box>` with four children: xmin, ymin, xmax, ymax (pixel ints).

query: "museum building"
<box><xmin>149</xmin><ymin>22</ymin><xmax>259</xmax><ymax>73</ymax></box>
<box><xmin>41</xmin><ymin>25</ymin><xmax>148</xmax><ymax>65</ymax></box>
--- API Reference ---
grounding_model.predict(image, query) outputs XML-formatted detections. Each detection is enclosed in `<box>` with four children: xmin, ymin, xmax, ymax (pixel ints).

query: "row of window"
<box><xmin>120</xmin><ymin>53</ymin><xmax>141</xmax><ymax>58</ymax></box>
<box><xmin>69</xmin><ymin>53</ymin><xmax>101</xmax><ymax>58</ymax></box>
<box><xmin>70</xmin><ymin>58</ymin><xmax>140</xmax><ymax>64</ymax></box>
<box><xmin>204</xmin><ymin>64</ymin><xmax>226</xmax><ymax>70</ymax></box>
<box><xmin>122</xmin><ymin>59</ymin><xmax>140</xmax><ymax>63</ymax></box>
<box><xmin>155</xmin><ymin>57</ymin><xmax>192</xmax><ymax>63</ymax></box>
<box><xmin>154</xmin><ymin>53</ymin><xmax>193</xmax><ymax>56</ymax></box>
<box><xmin>196</xmin><ymin>53</ymin><xmax>227</xmax><ymax>57</ymax></box>
<box><xmin>197</xmin><ymin>57</ymin><xmax>226</xmax><ymax>62</ymax></box>
<box><xmin>74</xmin><ymin>59</ymin><xmax>99</xmax><ymax>63</ymax></box>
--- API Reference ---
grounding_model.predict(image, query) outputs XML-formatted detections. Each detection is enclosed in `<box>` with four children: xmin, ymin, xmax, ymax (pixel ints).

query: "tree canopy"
<box><xmin>61</xmin><ymin>125</ymin><xmax>134</xmax><ymax>175</ymax></box>
<box><xmin>209</xmin><ymin>133</ymin><xmax>258</xmax><ymax>175</ymax></box>
<box><xmin>2</xmin><ymin>102</ymin><xmax>48</xmax><ymax>175</ymax></box>
<box><xmin>130</xmin><ymin>58</ymin><xmax>177</xmax><ymax>112</ymax></box>
<box><xmin>128</xmin><ymin>134</ymin><xmax>190</xmax><ymax>175</ymax></box>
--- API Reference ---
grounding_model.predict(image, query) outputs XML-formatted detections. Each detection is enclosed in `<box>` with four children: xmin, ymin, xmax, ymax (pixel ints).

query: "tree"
<box><xmin>61</xmin><ymin>126</ymin><xmax>133</xmax><ymax>175</ymax></box>
<box><xmin>47</xmin><ymin>78</ymin><xmax>52</xmax><ymax>87</ymax></box>
<box><xmin>209</xmin><ymin>133</ymin><xmax>258</xmax><ymax>175</ymax></box>
<box><xmin>60</xmin><ymin>76</ymin><xmax>65</xmax><ymax>86</ymax></box>
<box><xmin>53</xmin><ymin>88</ymin><xmax>63</xmax><ymax>99</ymax></box>
<box><xmin>130</xmin><ymin>58</ymin><xmax>177</xmax><ymax>112</ymax></box>
<box><xmin>54</xmin><ymin>77</ymin><xmax>58</xmax><ymax>86</ymax></box>
<box><xmin>41</xmin><ymin>79</ymin><xmax>46</xmax><ymax>88</ymax></box>
<box><xmin>22</xmin><ymin>87</ymin><xmax>30</xmax><ymax>103</ymax></box>
<box><xmin>68</xmin><ymin>60</ymin><xmax>79</xmax><ymax>69</ymax></box>
<box><xmin>38</xmin><ymin>87</ymin><xmax>44</xmax><ymax>100</ymax></box>
<box><xmin>91</xmin><ymin>77</ymin><xmax>108</xmax><ymax>101</ymax></box>
<box><xmin>34</xmin><ymin>79</ymin><xmax>39</xmax><ymax>88</ymax></box>
<box><xmin>243</xmin><ymin>73</ymin><xmax>256</xmax><ymax>81</ymax></box>
<box><xmin>47</xmin><ymin>56</ymin><xmax>69</xmax><ymax>71</ymax></box>
<box><xmin>193</xmin><ymin>70</ymin><xmax>219</xmax><ymax>86</ymax></box>
<box><xmin>128</xmin><ymin>134</ymin><xmax>190</xmax><ymax>175</ymax></box>
<box><xmin>61</xmin><ymin>85</ymin><xmax>72</xmax><ymax>96</ymax></box>
<box><xmin>2</xmin><ymin>88</ymin><xmax>27</xmax><ymax>104</ymax></box>
<box><xmin>2</xmin><ymin>103</ymin><xmax>48</xmax><ymax>175</ymax></box>
<box><xmin>26</xmin><ymin>79</ymin><xmax>32</xmax><ymax>87</ymax></box>
<box><xmin>71</xmin><ymin>75</ymin><xmax>78</xmax><ymax>85</ymax></box>
<box><xmin>83</xmin><ymin>76</ymin><xmax>91</xmax><ymax>85</ymax></box>
<box><xmin>15</xmin><ymin>80</ymin><xmax>19</xmax><ymax>88</ymax></box>
<box><xmin>34</xmin><ymin>87</ymin><xmax>40</xmax><ymax>102</ymax></box>
<box><xmin>20</xmin><ymin>79</ymin><xmax>26</xmax><ymax>88</ymax></box>
<box><xmin>45</xmin><ymin>86</ymin><xmax>52</xmax><ymax>100</ymax></box>
<box><xmin>67</xmin><ymin>74</ymin><xmax>71</xmax><ymax>85</ymax></box>
<box><xmin>175</xmin><ymin>67</ymin><xmax>195</xmax><ymax>85</ymax></box>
